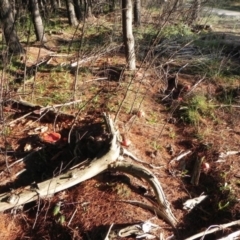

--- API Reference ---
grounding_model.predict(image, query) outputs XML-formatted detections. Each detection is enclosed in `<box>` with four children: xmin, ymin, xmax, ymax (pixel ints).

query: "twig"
<box><xmin>184</xmin><ymin>220</ymin><xmax>240</xmax><ymax>240</ymax></box>
<box><xmin>41</xmin><ymin>99</ymin><xmax>82</xmax><ymax>110</ymax></box>
<box><xmin>158</xmin><ymin>102</ymin><xmax>180</xmax><ymax>139</ymax></box>
<box><xmin>49</xmin><ymin>54</ymin><xmax>72</xmax><ymax>57</ymax></box>
<box><xmin>6</xmin><ymin>99</ymin><xmax>80</xmax><ymax>128</ymax></box>
<box><xmin>122</xmin><ymin>148</ymin><xmax>162</xmax><ymax>169</ymax></box>
<box><xmin>186</xmin><ymin>75</ymin><xmax>206</xmax><ymax>96</ymax></box>
<box><xmin>104</xmin><ymin>223</ymin><xmax>114</xmax><ymax>240</ymax></box>
<box><xmin>70</xmin><ymin>45</ymin><xmax>120</xmax><ymax>68</ymax></box>
<box><xmin>68</xmin><ymin>90</ymin><xmax>102</xmax><ymax>143</ymax></box>
<box><xmin>211</xmin><ymin>104</ymin><xmax>240</xmax><ymax>108</ymax></box>
<box><xmin>0</xmin><ymin>147</ymin><xmax>43</xmax><ymax>175</ymax></box>
<box><xmin>53</xmin><ymin>107</ymin><xmax>61</xmax><ymax>132</ymax></box>
<box><xmin>169</xmin><ymin>150</ymin><xmax>192</xmax><ymax>176</ymax></box>
<box><xmin>113</xmin><ymin>65</ymin><xmax>129</xmax><ymax>122</ymax></box>
<box><xmin>170</xmin><ymin>150</ymin><xmax>192</xmax><ymax>162</ymax></box>
<box><xmin>83</xmin><ymin>77</ymin><xmax>108</xmax><ymax>83</ymax></box>
<box><xmin>67</xmin><ymin>208</ymin><xmax>77</xmax><ymax>226</ymax></box>
<box><xmin>7</xmin><ymin>112</ymin><xmax>32</xmax><ymax>126</ymax></box>
<box><xmin>31</xmin><ymin>46</ymin><xmax>42</xmax><ymax>101</ymax></box>
<box><xmin>32</xmin><ymin>196</ymin><xmax>41</xmax><ymax>229</ymax></box>
<box><xmin>23</xmin><ymin>27</ymin><xmax>31</xmax><ymax>92</ymax></box>
<box><xmin>176</xmin><ymin>63</ymin><xmax>189</xmax><ymax>80</ymax></box>
<box><xmin>69</xmin><ymin>159</ymin><xmax>90</xmax><ymax>170</ymax></box>
<box><xmin>15</xmin><ymin>169</ymin><xmax>27</xmax><ymax>177</ymax></box>
<box><xmin>71</xmin><ymin>17</ymin><xmax>86</xmax><ymax>102</ymax></box>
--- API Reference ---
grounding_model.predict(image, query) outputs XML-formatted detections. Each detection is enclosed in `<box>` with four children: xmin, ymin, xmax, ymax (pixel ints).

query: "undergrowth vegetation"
<box><xmin>179</xmin><ymin>94</ymin><xmax>214</xmax><ymax>125</ymax></box>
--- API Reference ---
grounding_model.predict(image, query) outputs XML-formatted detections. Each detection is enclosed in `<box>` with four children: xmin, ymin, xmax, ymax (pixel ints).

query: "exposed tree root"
<box><xmin>0</xmin><ymin>113</ymin><xmax>177</xmax><ymax>228</ymax></box>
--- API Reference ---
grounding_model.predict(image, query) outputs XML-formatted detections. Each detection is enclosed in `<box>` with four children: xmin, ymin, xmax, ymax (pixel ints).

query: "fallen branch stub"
<box><xmin>0</xmin><ymin>113</ymin><xmax>177</xmax><ymax>228</ymax></box>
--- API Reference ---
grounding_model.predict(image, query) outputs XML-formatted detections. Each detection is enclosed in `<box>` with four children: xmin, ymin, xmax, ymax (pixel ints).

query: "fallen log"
<box><xmin>0</xmin><ymin>113</ymin><xmax>177</xmax><ymax>228</ymax></box>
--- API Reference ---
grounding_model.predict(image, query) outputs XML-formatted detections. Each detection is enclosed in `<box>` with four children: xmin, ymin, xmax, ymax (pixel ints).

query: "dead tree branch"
<box><xmin>184</xmin><ymin>219</ymin><xmax>240</xmax><ymax>240</ymax></box>
<box><xmin>0</xmin><ymin>113</ymin><xmax>177</xmax><ymax>228</ymax></box>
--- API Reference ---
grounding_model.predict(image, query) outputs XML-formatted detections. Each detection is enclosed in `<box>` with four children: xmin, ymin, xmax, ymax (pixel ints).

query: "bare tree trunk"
<box><xmin>133</xmin><ymin>0</ymin><xmax>141</xmax><ymax>26</ymax></box>
<box><xmin>50</xmin><ymin>0</ymin><xmax>58</xmax><ymax>12</ymax></box>
<box><xmin>109</xmin><ymin>0</ymin><xmax>115</xmax><ymax>11</ymax></box>
<box><xmin>73</xmin><ymin>0</ymin><xmax>82</xmax><ymax>20</ymax></box>
<box><xmin>191</xmin><ymin>0</ymin><xmax>201</xmax><ymax>24</ymax></box>
<box><xmin>66</xmin><ymin>0</ymin><xmax>79</xmax><ymax>25</ymax></box>
<box><xmin>0</xmin><ymin>0</ymin><xmax>24</xmax><ymax>54</ymax></box>
<box><xmin>38</xmin><ymin>0</ymin><xmax>44</xmax><ymax>12</ymax></box>
<box><xmin>14</xmin><ymin>0</ymin><xmax>23</xmax><ymax>27</ymax></box>
<box><xmin>38</xmin><ymin>0</ymin><xmax>49</xmax><ymax>19</ymax></box>
<box><xmin>122</xmin><ymin>0</ymin><xmax>136</xmax><ymax>70</ymax></box>
<box><xmin>30</xmin><ymin>0</ymin><xmax>47</xmax><ymax>42</ymax></box>
<box><xmin>57</xmin><ymin>0</ymin><xmax>61</xmax><ymax>7</ymax></box>
<box><xmin>176</xmin><ymin>0</ymin><xmax>184</xmax><ymax>10</ymax></box>
<box><xmin>84</xmin><ymin>0</ymin><xmax>92</xmax><ymax>18</ymax></box>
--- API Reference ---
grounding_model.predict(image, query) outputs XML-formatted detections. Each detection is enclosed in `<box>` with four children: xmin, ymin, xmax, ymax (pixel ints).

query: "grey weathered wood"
<box><xmin>0</xmin><ymin>113</ymin><xmax>120</xmax><ymax>212</ymax></box>
<box><xmin>0</xmin><ymin>141</ymin><xmax>120</xmax><ymax>210</ymax></box>
<box><xmin>110</xmin><ymin>161</ymin><xmax>178</xmax><ymax>227</ymax></box>
<box><xmin>0</xmin><ymin>114</ymin><xmax>177</xmax><ymax>228</ymax></box>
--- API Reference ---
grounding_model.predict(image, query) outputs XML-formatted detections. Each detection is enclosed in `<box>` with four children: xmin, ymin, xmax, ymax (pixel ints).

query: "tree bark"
<box><xmin>191</xmin><ymin>0</ymin><xmax>201</xmax><ymax>24</ymax></box>
<box><xmin>57</xmin><ymin>0</ymin><xmax>61</xmax><ymax>7</ymax></box>
<box><xmin>122</xmin><ymin>0</ymin><xmax>136</xmax><ymax>70</ymax></box>
<box><xmin>30</xmin><ymin>0</ymin><xmax>47</xmax><ymax>42</ymax></box>
<box><xmin>37</xmin><ymin>0</ymin><xmax>49</xmax><ymax>19</ymax></box>
<box><xmin>66</xmin><ymin>0</ymin><xmax>79</xmax><ymax>26</ymax></box>
<box><xmin>50</xmin><ymin>0</ymin><xmax>58</xmax><ymax>12</ymax></box>
<box><xmin>133</xmin><ymin>0</ymin><xmax>141</xmax><ymax>26</ymax></box>
<box><xmin>84</xmin><ymin>0</ymin><xmax>93</xmax><ymax>18</ymax></box>
<box><xmin>109</xmin><ymin>0</ymin><xmax>115</xmax><ymax>11</ymax></box>
<box><xmin>176</xmin><ymin>0</ymin><xmax>184</xmax><ymax>10</ymax></box>
<box><xmin>73</xmin><ymin>0</ymin><xmax>82</xmax><ymax>20</ymax></box>
<box><xmin>0</xmin><ymin>0</ymin><xmax>24</xmax><ymax>54</ymax></box>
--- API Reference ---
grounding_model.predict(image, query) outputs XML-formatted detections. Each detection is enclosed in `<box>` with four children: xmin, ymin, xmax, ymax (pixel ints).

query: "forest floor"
<box><xmin>0</xmin><ymin>4</ymin><xmax>240</xmax><ymax>240</ymax></box>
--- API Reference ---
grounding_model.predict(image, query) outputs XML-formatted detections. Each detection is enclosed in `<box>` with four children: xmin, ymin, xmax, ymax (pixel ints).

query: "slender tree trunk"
<box><xmin>66</xmin><ymin>0</ymin><xmax>79</xmax><ymax>25</ymax></box>
<box><xmin>38</xmin><ymin>0</ymin><xmax>49</xmax><ymax>18</ymax></box>
<box><xmin>84</xmin><ymin>0</ymin><xmax>92</xmax><ymax>18</ymax></box>
<box><xmin>109</xmin><ymin>0</ymin><xmax>115</xmax><ymax>11</ymax></box>
<box><xmin>133</xmin><ymin>0</ymin><xmax>141</xmax><ymax>27</ymax></box>
<box><xmin>12</xmin><ymin>0</ymin><xmax>16</xmax><ymax>20</ymax></box>
<box><xmin>50</xmin><ymin>0</ymin><xmax>58</xmax><ymax>12</ymax></box>
<box><xmin>38</xmin><ymin>0</ymin><xmax>44</xmax><ymax>12</ymax></box>
<box><xmin>73</xmin><ymin>0</ymin><xmax>82</xmax><ymax>20</ymax></box>
<box><xmin>22</xmin><ymin>0</ymin><xmax>28</xmax><ymax>9</ymax></box>
<box><xmin>0</xmin><ymin>0</ymin><xmax>24</xmax><ymax>54</ymax></box>
<box><xmin>175</xmin><ymin>0</ymin><xmax>184</xmax><ymax>10</ymax></box>
<box><xmin>30</xmin><ymin>0</ymin><xmax>47</xmax><ymax>42</ymax></box>
<box><xmin>191</xmin><ymin>0</ymin><xmax>201</xmax><ymax>24</ymax></box>
<box><xmin>122</xmin><ymin>0</ymin><xmax>136</xmax><ymax>70</ymax></box>
<box><xmin>57</xmin><ymin>0</ymin><xmax>61</xmax><ymax>7</ymax></box>
<box><xmin>14</xmin><ymin>0</ymin><xmax>22</xmax><ymax>26</ymax></box>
